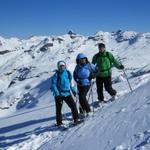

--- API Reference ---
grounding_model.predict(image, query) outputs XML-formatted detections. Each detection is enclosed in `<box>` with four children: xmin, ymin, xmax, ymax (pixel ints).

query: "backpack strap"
<box><xmin>66</xmin><ymin>70</ymin><xmax>71</xmax><ymax>82</ymax></box>
<box><xmin>73</xmin><ymin>66</ymin><xmax>79</xmax><ymax>83</ymax></box>
<box><xmin>56</xmin><ymin>70</ymin><xmax>71</xmax><ymax>83</ymax></box>
<box><xmin>106</xmin><ymin>52</ymin><xmax>111</xmax><ymax>63</ymax></box>
<box><xmin>94</xmin><ymin>53</ymin><xmax>100</xmax><ymax>63</ymax></box>
<box><xmin>94</xmin><ymin>52</ymin><xmax>111</xmax><ymax>64</ymax></box>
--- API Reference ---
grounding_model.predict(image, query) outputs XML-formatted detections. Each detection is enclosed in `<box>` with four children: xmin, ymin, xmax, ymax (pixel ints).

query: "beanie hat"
<box><xmin>59</xmin><ymin>61</ymin><xmax>65</xmax><ymax>66</ymax></box>
<box><xmin>98</xmin><ymin>43</ymin><xmax>105</xmax><ymax>48</ymax></box>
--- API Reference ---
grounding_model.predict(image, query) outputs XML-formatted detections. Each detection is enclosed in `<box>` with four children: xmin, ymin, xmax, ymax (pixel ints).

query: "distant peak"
<box><xmin>67</xmin><ymin>30</ymin><xmax>77</xmax><ymax>35</ymax></box>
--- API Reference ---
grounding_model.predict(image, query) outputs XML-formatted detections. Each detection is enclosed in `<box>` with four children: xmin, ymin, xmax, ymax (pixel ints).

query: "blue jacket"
<box><xmin>74</xmin><ymin>53</ymin><xmax>97</xmax><ymax>86</ymax></box>
<box><xmin>51</xmin><ymin>61</ymin><xmax>75</xmax><ymax>97</ymax></box>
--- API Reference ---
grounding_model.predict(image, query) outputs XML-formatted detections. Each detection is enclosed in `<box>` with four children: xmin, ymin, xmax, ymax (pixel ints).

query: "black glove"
<box><xmin>55</xmin><ymin>95</ymin><xmax>62</xmax><ymax>100</ymax></box>
<box><xmin>77</xmin><ymin>80</ymin><xmax>82</xmax><ymax>86</ymax></box>
<box><xmin>88</xmin><ymin>74</ymin><xmax>93</xmax><ymax>81</ymax></box>
<box><xmin>55</xmin><ymin>96</ymin><xmax>63</xmax><ymax>104</ymax></box>
<box><xmin>120</xmin><ymin>65</ymin><xmax>124</xmax><ymax>70</ymax></box>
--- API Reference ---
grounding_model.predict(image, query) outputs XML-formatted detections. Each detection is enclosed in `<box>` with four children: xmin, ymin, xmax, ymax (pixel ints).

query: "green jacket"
<box><xmin>92</xmin><ymin>51</ymin><xmax>121</xmax><ymax>77</ymax></box>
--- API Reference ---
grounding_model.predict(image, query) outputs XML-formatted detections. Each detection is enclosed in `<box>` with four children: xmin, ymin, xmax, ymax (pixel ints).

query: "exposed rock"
<box><xmin>0</xmin><ymin>91</ymin><xmax>4</xmax><ymax>96</ymax></box>
<box><xmin>17</xmin><ymin>67</ymin><xmax>31</xmax><ymax>81</ymax></box>
<box><xmin>52</xmin><ymin>37</ymin><xmax>64</xmax><ymax>43</ymax></box>
<box><xmin>24</xmin><ymin>49</ymin><xmax>32</xmax><ymax>53</ymax></box>
<box><xmin>40</xmin><ymin>43</ymin><xmax>53</xmax><ymax>52</ymax></box>
<box><xmin>0</xmin><ymin>50</ymin><xmax>10</xmax><ymax>55</ymax></box>
<box><xmin>8</xmin><ymin>80</ymin><xmax>16</xmax><ymax>88</ymax></box>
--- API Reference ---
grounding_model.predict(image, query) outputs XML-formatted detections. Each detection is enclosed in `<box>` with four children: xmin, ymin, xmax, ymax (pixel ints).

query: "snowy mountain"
<box><xmin>0</xmin><ymin>30</ymin><xmax>150</xmax><ymax>150</ymax></box>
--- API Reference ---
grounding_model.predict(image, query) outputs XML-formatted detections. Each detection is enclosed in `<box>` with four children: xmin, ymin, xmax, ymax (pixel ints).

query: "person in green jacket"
<box><xmin>92</xmin><ymin>43</ymin><xmax>124</xmax><ymax>102</ymax></box>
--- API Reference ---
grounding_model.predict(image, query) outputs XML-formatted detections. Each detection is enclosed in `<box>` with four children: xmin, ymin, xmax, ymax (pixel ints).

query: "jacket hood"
<box><xmin>76</xmin><ymin>53</ymin><xmax>87</xmax><ymax>60</ymax></box>
<box><xmin>76</xmin><ymin>53</ymin><xmax>88</xmax><ymax>64</ymax></box>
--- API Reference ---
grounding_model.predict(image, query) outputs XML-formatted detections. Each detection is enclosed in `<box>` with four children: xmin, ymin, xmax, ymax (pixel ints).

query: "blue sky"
<box><xmin>0</xmin><ymin>0</ymin><xmax>150</xmax><ymax>38</ymax></box>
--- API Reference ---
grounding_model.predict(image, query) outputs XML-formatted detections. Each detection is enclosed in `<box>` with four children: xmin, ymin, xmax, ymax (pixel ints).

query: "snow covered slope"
<box><xmin>0</xmin><ymin>30</ymin><xmax>150</xmax><ymax>150</ymax></box>
<box><xmin>40</xmin><ymin>81</ymin><xmax>150</xmax><ymax>150</ymax></box>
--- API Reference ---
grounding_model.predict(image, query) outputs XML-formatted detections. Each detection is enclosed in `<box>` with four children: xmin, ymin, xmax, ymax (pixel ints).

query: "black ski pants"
<box><xmin>55</xmin><ymin>95</ymin><xmax>78</xmax><ymax>125</ymax></box>
<box><xmin>78</xmin><ymin>85</ymin><xmax>91</xmax><ymax>113</ymax></box>
<box><xmin>96</xmin><ymin>76</ymin><xmax>116</xmax><ymax>102</ymax></box>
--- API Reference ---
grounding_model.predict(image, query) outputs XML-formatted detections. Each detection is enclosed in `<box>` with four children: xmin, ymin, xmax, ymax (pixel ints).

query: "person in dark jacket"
<box><xmin>74</xmin><ymin>53</ymin><xmax>97</xmax><ymax>114</ymax></box>
<box><xmin>51</xmin><ymin>60</ymin><xmax>79</xmax><ymax>126</ymax></box>
<box><xmin>92</xmin><ymin>43</ymin><xmax>124</xmax><ymax>102</ymax></box>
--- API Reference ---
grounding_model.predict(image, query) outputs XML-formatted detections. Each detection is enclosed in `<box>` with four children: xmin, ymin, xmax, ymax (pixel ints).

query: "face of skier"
<box><xmin>79</xmin><ymin>58</ymin><xmax>86</xmax><ymax>64</ymax></box>
<box><xmin>99</xmin><ymin>47</ymin><xmax>105</xmax><ymax>53</ymax></box>
<box><xmin>60</xmin><ymin>64</ymin><xmax>66</xmax><ymax>71</ymax></box>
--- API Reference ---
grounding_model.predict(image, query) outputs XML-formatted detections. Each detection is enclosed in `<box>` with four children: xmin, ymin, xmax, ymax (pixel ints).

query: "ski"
<box><xmin>53</xmin><ymin>119</ymin><xmax>84</xmax><ymax>131</ymax></box>
<box><xmin>52</xmin><ymin>123</ymin><xmax>69</xmax><ymax>131</ymax></box>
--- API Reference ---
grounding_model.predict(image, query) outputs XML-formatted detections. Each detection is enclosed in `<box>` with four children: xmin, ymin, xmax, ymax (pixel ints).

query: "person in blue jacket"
<box><xmin>51</xmin><ymin>60</ymin><xmax>79</xmax><ymax>126</ymax></box>
<box><xmin>73</xmin><ymin>53</ymin><xmax>97</xmax><ymax>114</ymax></box>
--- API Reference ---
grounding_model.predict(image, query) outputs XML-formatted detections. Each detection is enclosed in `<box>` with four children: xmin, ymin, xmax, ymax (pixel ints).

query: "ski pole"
<box><xmin>75</xmin><ymin>94</ymin><xmax>85</xmax><ymax>114</ymax></box>
<box><xmin>123</xmin><ymin>69</ymin><xmax>133</xmax><ymax>92</ymax></box>
<box><xmin>87</xmin><ymin>88</ymin><xmax>91</xmax><ymax>102</ymax></box>
<box><xmin>117</xmin><ymin>56</ymin><xmax>133</xmax><ymax>92</ymax></box>
<box><xmin>87</xmin><ymin>80</ymin><xmax>95</xmax><ymax>102</ymax></box>
<box><xmin>91</xmin><ymin>82</ymin><xmax>94</xmax><ymax>113</ymax></box>
<box><xmin>87</xmin><ymin>80</ymin><xmax>95</xmax><ymax>112</ymax></box>
<box><xmin>75</xmin><ymin>94</ymin><xmax>86</xmax><ymax>123</ymax></box>
<box><xmin>70</xmin><ymin>88</ymin><xmax>84</xmax><ymax>114</ymax></box>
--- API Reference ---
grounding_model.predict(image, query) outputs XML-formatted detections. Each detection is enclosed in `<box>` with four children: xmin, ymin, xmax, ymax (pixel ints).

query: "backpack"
<box><xmin>49</xmin><ymin>70</ymin><xmax>71</xmax><ymax>91</ymax></box>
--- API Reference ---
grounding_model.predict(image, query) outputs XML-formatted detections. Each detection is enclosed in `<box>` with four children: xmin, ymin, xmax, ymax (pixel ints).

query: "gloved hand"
<box><xmin>55</xmin><ymin>96</ymin><xmax>63</xmax><ymax>104</ymax></box>
<box><xmin>88</xmin><ymin>74</ymin><xmax>92</xmax><ymax>81</ymax></box>
<box><xmin>55</xmin><ymin>95</ymin><xmax>62</xmax><ymax>100</ymax></box>
<box><xmin>120</xmin><ymin>65</ymin><xmax>124</xmax><ymax>70</ymax></box>
<box><xmin>95</xmin><ymin>66</ymin><xmax>99</xmax><ymax>73</ymax></box>
<box><xmin>77</xmin><ymin>80</ymin><xmax>82</xmax><ymax>86</ymax></box>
